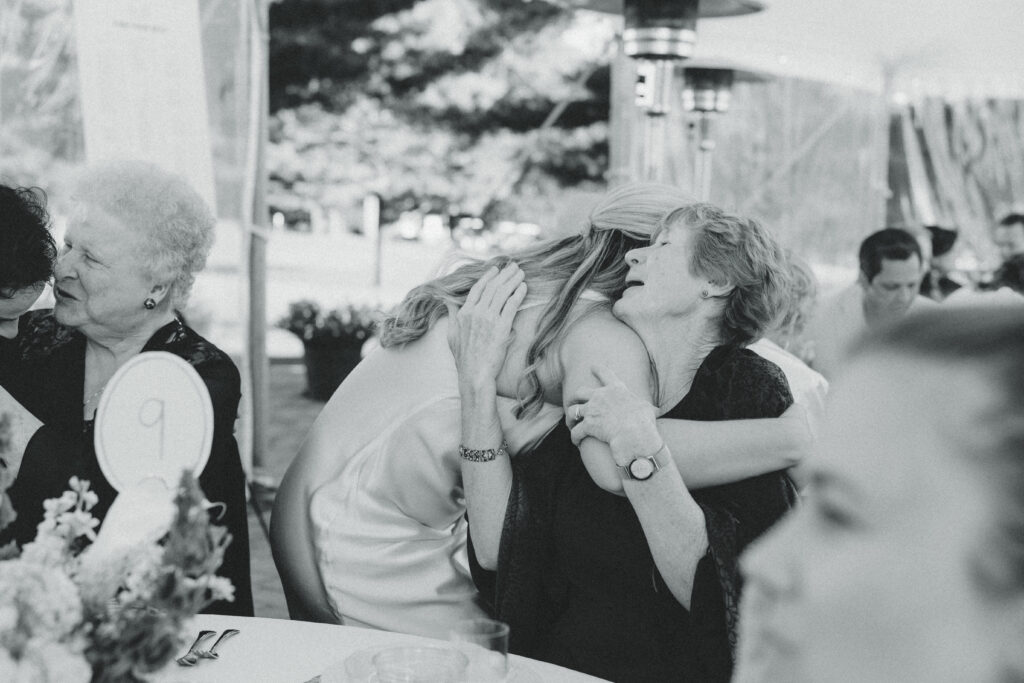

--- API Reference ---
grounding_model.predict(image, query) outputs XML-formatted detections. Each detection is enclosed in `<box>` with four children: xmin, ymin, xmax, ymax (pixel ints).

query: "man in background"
<box><xmin>989</xmin><ymin>213</ymin><xmax>1024</xmax><ymax>294</ymax></box>
<box><xmin>803</xmin><ymin>228</ymin><xmax>936</xmax><ymax>379</ymax></box>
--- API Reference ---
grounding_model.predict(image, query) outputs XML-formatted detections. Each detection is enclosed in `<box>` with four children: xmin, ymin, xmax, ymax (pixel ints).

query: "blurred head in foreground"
<box><xmin>736</xmin><ymin>306</ymin><xmax>1024</xmax><ymax>683</ymax></box>
<box><xmin>0</xmin><ymin>184</ymin><xmax>56</xmax><ymax>338</ymax></box>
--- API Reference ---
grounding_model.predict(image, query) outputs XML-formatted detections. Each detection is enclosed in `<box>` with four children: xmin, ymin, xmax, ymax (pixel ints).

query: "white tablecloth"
<box><xmin>152</xmin><ymin>615</ymin><xmax>608</xmax><ymax>682</ymax></box>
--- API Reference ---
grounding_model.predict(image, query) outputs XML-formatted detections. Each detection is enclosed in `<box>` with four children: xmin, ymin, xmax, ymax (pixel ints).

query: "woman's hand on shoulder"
<box><xmin>559</xmin><ymin>313</ymin><xmax>655</xmax><ymax>492</ymax></box>
<box><xmin>446</xmin><ymin>263</ymin><xmax>527</xmax><ymax>391</ymax></box>
<box><xmin>568</xmin><ymin>366</ymin><xmax>662</xmax><ymax>466</ymax></box>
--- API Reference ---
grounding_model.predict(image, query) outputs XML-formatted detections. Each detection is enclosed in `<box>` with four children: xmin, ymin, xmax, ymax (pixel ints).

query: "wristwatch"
<box><xmin>617</xmin><ymin>444</ymin><xmax>666</xmax><ymax>481</ymax></box>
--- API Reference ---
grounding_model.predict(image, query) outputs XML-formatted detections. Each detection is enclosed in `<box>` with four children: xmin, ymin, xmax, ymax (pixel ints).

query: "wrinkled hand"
<box><xmin>446</xmin><ymin>262</ymin><xmax>527</xmax><ymax>388</ymax></box>
<box><xmin>568</xmin><ymin>366</ymin><xmax>661</xmax><ymax>466</ymax></box>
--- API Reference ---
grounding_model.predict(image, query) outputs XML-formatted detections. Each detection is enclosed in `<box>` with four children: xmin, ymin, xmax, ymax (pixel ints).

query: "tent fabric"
<box><xmin>692</xmin><ymin>0</ymin><xmax>1024</xmax><ymax>98</ymax></box>
<box><xmin>887</xmin><ymin>99</ymin><xmax>1024</xmax><ymax>263</ymax></box>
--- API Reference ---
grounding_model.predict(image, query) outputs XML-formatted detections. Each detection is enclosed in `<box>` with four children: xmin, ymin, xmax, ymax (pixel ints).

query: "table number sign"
<box><xmin>94</xmin><ymin>352</ymin><xmax>214</xmax><ymax>493</ymax></box>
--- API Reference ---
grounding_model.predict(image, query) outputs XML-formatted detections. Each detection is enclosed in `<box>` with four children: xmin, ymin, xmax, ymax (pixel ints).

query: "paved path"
<box><xmin>247</xmin><ymin>361</ymin><xmax>326</xmax><ymax>620</ymax></box>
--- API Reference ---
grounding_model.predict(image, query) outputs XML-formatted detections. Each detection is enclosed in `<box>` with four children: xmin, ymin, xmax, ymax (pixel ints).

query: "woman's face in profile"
<box><xmin>613</xmin><ymin>223</ymin><xmax>704</xmax><ymax>325</ymax></box>
<box><xmin>736</xmin><ymin>353</ymin><xmax>1019</xmax><ymax>683</ymax></box>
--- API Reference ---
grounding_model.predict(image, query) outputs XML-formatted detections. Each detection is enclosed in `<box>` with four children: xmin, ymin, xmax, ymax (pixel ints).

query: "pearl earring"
<box><xmin>700</xmin><ymin>288</ymin><xmax>710</xmax><ymax>299</ymax></box>
<box><xmin>144</xmin><ymin>298</ymin><xmax>157</xmax><ymax>310</ymax></box>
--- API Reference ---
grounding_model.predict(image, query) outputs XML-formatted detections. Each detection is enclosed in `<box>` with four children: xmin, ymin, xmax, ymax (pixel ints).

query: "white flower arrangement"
<box><xmin>0</xmin><ymin>463</ymin><xmax>233</xmax><ymax>683</ymax></box>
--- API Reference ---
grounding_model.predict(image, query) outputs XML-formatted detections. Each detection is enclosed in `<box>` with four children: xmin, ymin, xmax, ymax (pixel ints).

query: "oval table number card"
<box><xmin>94</xmin><ymin>351</ymin><xmax>214</xmax><ymax>493</ymax></box>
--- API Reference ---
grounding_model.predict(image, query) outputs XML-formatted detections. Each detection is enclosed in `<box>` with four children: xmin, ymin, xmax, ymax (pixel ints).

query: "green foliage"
<box><xmin>268</xmin><ymin>0</ymin><xmax>615</xmax><ymax>223</ymax></box>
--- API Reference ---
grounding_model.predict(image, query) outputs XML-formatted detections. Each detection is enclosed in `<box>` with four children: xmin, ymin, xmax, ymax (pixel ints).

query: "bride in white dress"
<box><xmin>272</xmin><ymin>183</ymin><xmax>812</xmax><ymax>637</ymax></box>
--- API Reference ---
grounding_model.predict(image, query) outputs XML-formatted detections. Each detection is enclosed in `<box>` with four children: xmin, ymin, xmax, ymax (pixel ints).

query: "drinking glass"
<box><xmin>371</xmin><ymin>646</ymin><xmax>468</xmax><ymax>683</ymax></box>
<box><xmin>448</xmin><ymin>618</ymin><xmax>510</xmax><ymax>682</ymax></box>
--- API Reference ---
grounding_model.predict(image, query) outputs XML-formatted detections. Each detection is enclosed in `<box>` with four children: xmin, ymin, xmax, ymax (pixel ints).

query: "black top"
<box><xmin>919</xmin><ymin>270</ymin><xmax>963</xmax><ymax>301</ymax></box>
<box><xmin>0</xmin><ymin>310</ymin><xmax>253</xmax><ymax>617</ymax></box>
<box><xmin>471</xmin><ymin>345</ymin><xmax>798</xmax><ymax>683</ymax></box>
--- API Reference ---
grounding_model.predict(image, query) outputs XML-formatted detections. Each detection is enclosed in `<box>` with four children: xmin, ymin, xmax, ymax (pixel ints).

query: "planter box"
<box><xmin>301</xmin><ymin>339</ymin><xmax>364</xmax><ymax>401</ymax></box>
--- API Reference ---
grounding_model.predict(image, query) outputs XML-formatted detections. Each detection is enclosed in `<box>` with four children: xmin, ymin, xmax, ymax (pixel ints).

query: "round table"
<box><xmin>152</xmin><ymin>615</ymin><xmax>608</xmax><ymax>682</ymax></box>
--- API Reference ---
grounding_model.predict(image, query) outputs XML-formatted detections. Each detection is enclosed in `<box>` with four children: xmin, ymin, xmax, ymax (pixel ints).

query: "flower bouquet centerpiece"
<box><xmin>278</xmin><ymin>300</ymin><xmax>379</xmax><ymax>401</ymax></box>
<box><xmin>0</xmin><ymin>413</ymin><xmax>233</xmax><ymax>683</ymax></box>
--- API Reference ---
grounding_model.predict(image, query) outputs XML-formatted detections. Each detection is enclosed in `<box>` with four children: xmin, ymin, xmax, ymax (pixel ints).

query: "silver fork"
<box><xmin>196</xmin><ymin>629</ymin><xmax>240</xmax><ymax>660</ymax></box>
<box><xmin>176</xmin><ymin>630</ymin><xmax>216</xmax><ymax>667</ymax></box>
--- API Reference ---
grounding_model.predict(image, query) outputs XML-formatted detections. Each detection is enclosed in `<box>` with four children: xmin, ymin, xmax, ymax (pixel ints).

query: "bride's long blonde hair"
<box><xmin>379</xmin><ymin>183</ymin><xmax>691</xmax><ymax>418</ymax></box>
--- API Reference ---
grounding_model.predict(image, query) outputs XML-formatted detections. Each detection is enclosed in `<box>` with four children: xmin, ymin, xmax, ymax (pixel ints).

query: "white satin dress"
<box><xmin>309</xmin><ymin>314</ymin><xmax>564</xmax><ymax>638</ymax></box>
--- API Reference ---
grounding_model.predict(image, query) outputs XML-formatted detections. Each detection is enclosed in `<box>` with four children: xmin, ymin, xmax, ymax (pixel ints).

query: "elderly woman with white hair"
<box><xmin>0</xmin><ymin>161</ymin><xmax>252</xmax><ymax>616</ymax></box>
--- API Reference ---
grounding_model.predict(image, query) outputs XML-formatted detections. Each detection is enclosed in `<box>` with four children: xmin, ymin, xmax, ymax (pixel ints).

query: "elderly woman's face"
<box><xmin>613</xmin><ymin>223</ymin><xmax>705</xmax><ymax>325</ymax></box>
<box><xmin>736</xmin><ymin>354</ymin><xmax>1020</xmax><ymax>683</ymax></box>
<box><xmin>53</xmin><ymin>203</ymin><xmax>158</xmax><ymax>336</ymax></box>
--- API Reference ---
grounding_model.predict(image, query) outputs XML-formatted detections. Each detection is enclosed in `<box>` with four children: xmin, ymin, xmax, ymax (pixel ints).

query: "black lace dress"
<box><xmin>470</xmin><ymin>345</ymin><xmax>798</xmax><ymax>683</ymax></box>
<box><xmin>0</xmin><ymin>310</ymin><xmax>253</xmax><ymax>617</ymax></box>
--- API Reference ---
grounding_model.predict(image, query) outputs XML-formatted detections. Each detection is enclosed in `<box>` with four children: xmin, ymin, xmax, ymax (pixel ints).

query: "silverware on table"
<box><xmin>176</xmin><ymin>630</ymin><xmax>216</xmax><ymax>667</ymax></box>
<box><xmin>196</xmin><ymin>628</ymin><xmax>240</xmax><ymax>659</ymax></box>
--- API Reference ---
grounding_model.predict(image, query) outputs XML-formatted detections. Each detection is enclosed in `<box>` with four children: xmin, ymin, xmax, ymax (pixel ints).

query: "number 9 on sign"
<box><xmin>94</xmin><ymin>352</ymin><xmax>214</xmax><ymax>492</ymax></box>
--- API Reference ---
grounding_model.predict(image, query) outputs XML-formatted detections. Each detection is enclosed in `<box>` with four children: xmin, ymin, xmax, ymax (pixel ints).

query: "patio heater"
<box><xmin>568</xmin><ymin>0</ymin><xmax>764</xmax><ymax>181</ymax></box>
<box><xmin>681</xmin><ymin>58</ymin><xmax>769</xmax><ymax>199</ymax></box>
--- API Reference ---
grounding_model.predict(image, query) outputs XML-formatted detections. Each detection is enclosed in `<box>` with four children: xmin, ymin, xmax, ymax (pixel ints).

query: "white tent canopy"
<box><xmin>691</xmin><ymin>0</ymin><xmax>1024</xmax><ymax>98</ymax></box>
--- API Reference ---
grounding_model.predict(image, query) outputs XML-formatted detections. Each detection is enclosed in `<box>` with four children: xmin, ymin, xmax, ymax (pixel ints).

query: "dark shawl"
<box><xmin>0</xmin><ymin>310</ymin><xmax>253</xmax><ymax>616</ymax></box>
<box><xmin>471</xmin><ymin>345</ymin><xmax>797</xmax><ymax>681</ymax></box>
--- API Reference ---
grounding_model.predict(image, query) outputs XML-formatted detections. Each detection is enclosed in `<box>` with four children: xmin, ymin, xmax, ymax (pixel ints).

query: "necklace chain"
<box><xmin>83</xmin><ymin>383</ymin><xmax>108</xmax><ymax>408</ymax></box>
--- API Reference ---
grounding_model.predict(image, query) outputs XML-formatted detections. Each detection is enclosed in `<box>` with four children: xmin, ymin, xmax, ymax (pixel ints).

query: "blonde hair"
<box><xmin>380</xmin><ymin>183</ymin><xmax>690</xmax><ymax>417</ymax></box>
<box><xmin>73</xmin><ymin>161</ymin><xmax>215</xmax><ymax>307</ymax></box>
<box><xmin>665</xmin><ymin>203</ymin><xmax>791</xmax><ymax>347</ymax></box>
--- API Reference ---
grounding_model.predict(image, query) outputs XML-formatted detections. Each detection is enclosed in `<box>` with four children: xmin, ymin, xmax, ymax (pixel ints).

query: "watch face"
<box><xmin>629</xmin><ymin>457</ymin><xmax>656</xmax><ymax>480</ymax></box>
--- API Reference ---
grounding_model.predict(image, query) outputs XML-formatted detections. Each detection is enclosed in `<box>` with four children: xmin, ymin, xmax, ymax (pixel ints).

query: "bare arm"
<box><xmin>559</xmin><ymin>314</ymin><xmax>655</xmax><ymax>495</ymax></box>
<box><xmin>572</xmin><ymin>367</ymin><xmax>708</xmax><ymax>607</ymax></box>
<box><xmin>448</xmin><ymin>264</ymin><xmax>527</xmax><ymax>570</ymax></box>
<box><xmin>653</xmin><ymin>402</ymin><xmax>812</xmax><ymax>487</ymax></box>
<box><xmin>270</xmin><ymin>397</ymin><xmax>366</xmax><ymax>623</ymax></box>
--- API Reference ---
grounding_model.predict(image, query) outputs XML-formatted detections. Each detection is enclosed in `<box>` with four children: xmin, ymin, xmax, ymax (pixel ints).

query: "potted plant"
<box><xmin>278</xmin><ymin>300</ymin><xmax>379</xmax><ymax>401</ymax></box>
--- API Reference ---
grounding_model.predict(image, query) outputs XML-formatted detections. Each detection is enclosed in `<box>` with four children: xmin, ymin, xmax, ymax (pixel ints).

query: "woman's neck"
<box><xmin>85</xmin><ymin>313</ymin><xmax>175</xmax><ymax>372</ymax></box>
<box><xmin>633</xmin><ymin>314</ymin><xmax>722</xmax><ymax>412</ymax></box>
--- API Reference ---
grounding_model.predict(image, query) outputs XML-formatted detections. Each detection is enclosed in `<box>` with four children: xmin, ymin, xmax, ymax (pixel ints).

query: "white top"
<box><xmin>309</xmin><ymin>318</ymin><xmax>563</xmax><ymax>639</ymax></box>
<box><xmin>151</xmin><ymin>615</ymin><xmax>609</xmax><ymax>682</ymax></box>
<box><xmin>802</xmin><ymin>283</ymin><xmax>937</xmax><ymax>379</ymax></box>
<box><xmin>749</xmin><ymin>338</ymin><xmax>829</xmax><ymax>431</ymax></box>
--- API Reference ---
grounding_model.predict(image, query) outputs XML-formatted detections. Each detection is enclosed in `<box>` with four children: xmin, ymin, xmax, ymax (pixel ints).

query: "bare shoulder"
<box><xmin>560</xmin><ymin>309</ymin><xmax>647</xmax><ymax>359</ymax></box>
<box><xmin>558</xmin><ymin>309</ymin><xmax>652</xmax><ymax>402</ymax></box>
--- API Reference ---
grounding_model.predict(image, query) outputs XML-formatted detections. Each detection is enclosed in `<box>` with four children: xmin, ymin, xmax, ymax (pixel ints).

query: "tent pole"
<box><xmin>247</xmin><ymin>0</ymin><xmax>270</xmax><ymax>478</ymax></box>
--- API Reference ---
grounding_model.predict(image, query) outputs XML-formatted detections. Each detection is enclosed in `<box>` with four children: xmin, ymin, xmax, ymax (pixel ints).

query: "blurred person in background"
<box><xmin>736</xmin><ymin>306</ymin><xmax>1024</xmax><ymax>683</ymax></box>
<box><xmin>991</xmin><ymin>213</ymin><xmax>1024</xmax><ymax>263</ymax></box>
<box><xmin>453</xmin><ymin>204</ymin><xmax>799</xmax><ymax>682</ymax></box>
<box><xmin>0</xmin><ymin>183</ymin><xmax>57</xmax><ymax>477</ymax></box>
<box><xmin>750</xmin><ymin>250</ymin><xmax>828</xmax><ymax>487</ymax></box>
<box><xmin>273</xmin><ymin>185</ymin><xmax>812</xmax><ymax>637</ymax></box>
<box><xmin>919</xmin><ymin>225</ymin><xmax>966</xmax><ymax>302</ymax></box>
<box><xmin>0</xmin><ymin>184</ymin><xmax>56</xmax><ymax>353</ymax></box>
<box><xmin>0</xmin><ymin>161</ymin><xmax>252</xmax><ymax>616</ymax></box>
<box><xmin>802</xmin><ymin>228</ymin><xmax>936</xmax><ymax>379</ymax></box>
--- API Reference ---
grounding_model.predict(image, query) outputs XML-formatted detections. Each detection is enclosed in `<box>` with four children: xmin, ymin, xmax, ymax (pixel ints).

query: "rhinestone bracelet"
<box><xmin>459</xmin><ymin>440</ymin><xmax>510</xmax><ymax>462</ymax></box>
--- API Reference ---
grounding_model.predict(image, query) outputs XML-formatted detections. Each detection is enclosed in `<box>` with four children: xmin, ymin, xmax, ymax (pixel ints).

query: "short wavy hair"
<box><xmin>663</xmin><ymin>203</ymin><xmax>791</xmax><ymax>347</ymax></box>
<box><xmin>72</xmin><ymin>161</ymin><xmax>215</xmax><ymax>307</ymax></box>
<box><xmin>770</xmin><ymin>249</ymin><xmax>818</xmax><ymax>344</ymax></box>
<box><xmin>0</xmin><ymin>184</ymin><xmax>57</xmax><ymax>293</ymax></box>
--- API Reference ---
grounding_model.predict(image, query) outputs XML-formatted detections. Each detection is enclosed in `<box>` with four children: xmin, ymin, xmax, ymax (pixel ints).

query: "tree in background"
<box><xmin>268</xmin><ymin>0</ymin><xmax>617</xmax><ymax>226</ymax></box>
